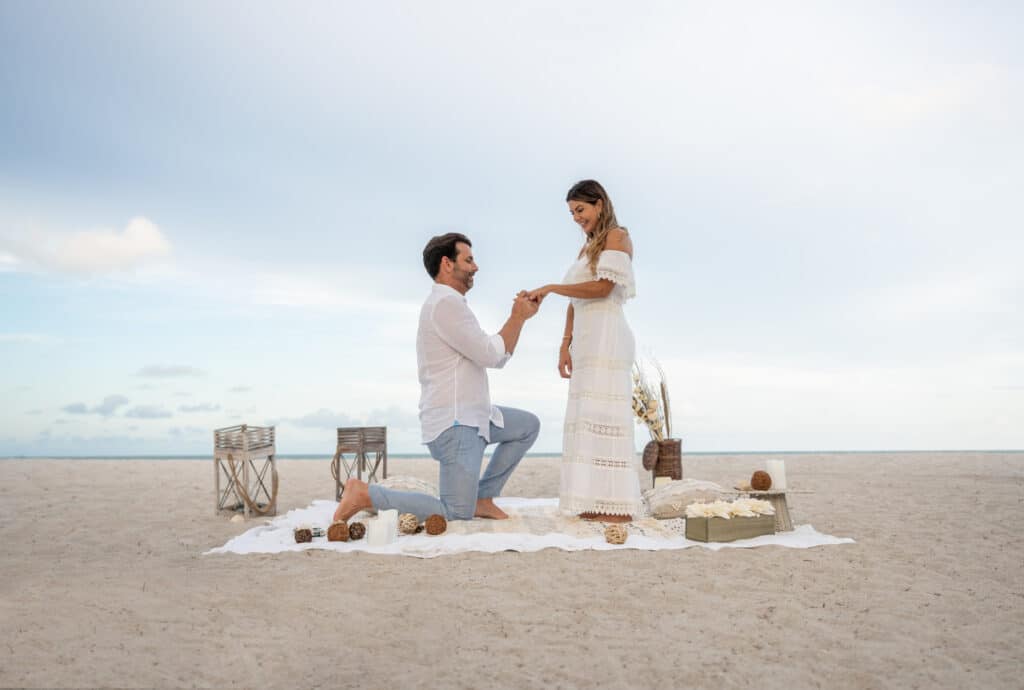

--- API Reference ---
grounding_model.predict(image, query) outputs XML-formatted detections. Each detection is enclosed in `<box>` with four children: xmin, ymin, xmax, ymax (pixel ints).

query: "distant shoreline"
<box><xmin>2</xmin><ymin>449</ymin><xmax>1021</xmax><ymax>460</ymax></box>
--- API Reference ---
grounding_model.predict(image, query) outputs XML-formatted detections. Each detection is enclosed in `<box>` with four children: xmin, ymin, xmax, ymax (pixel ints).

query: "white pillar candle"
<box><xmin>366</xmin><ymin>517</ymin><xmax>393</xmax><ymax>547</ymax></box>
<box><xmin>765</xmin><ymin>460</ymin><xmax>787</xmax><ymax>491</ymax></box>
<box><xmin>379</xmin><ymin>509</ymin><xmax>398</xmax><ymax>539</ymax></box>
<box><xmin>654</xmin><ymin>476</ymin><xmax>673</xmax><ymax>489</ymax></box>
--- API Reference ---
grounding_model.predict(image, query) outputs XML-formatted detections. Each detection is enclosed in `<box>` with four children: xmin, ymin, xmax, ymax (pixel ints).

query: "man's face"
<box><xmin>448</xmin><ymin>242</ymin><xmax>477</xmax><ymax>293</ymax></box>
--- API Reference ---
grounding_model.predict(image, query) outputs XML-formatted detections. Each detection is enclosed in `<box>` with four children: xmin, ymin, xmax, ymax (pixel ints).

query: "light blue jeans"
<box><xmin>367</xmin><ymin>406</ymin><xmax>540</xmax><ymax>520</ymax></box>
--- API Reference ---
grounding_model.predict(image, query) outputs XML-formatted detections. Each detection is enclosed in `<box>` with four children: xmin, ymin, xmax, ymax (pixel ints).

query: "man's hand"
<box><xmin>499</xmin><ymin>292</ymin><xmax>540</xmax><ymax>355</ymax></box>
<box><xmin>512</xmin><ymin>291</ymin><xmax>541</xmax><ymax>321</ymax></box>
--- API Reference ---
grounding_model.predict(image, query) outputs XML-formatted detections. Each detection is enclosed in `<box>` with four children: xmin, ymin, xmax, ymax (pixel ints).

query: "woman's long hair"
<box><xmin>566</xmin><ymin>179</ymin><xmax>624</xmax><ymax>275</ymax></box>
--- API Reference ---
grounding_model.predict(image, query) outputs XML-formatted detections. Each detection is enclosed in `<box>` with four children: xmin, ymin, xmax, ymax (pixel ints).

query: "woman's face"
<box><xmin>567</xmin><ymin>198</ymin><xmax>602</xmax><ymax>236</ymax></box>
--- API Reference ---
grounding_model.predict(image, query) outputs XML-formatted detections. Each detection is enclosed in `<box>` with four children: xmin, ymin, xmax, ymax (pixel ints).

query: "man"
<box><xmin>333</xmin><ymin>232</ymin><xmax>541</xmax><ymax>522</ymax></box>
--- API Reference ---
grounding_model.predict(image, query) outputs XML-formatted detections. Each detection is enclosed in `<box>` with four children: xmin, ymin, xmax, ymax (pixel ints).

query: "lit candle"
<box><xmin>765</xmin><ymin>460</ymin><xmax>787</xmax><ymax>491</ymax></box>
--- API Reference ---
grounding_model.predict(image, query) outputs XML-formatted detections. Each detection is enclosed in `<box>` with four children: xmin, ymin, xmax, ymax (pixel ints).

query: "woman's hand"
<box><xmin>526</xmin><ymin>285</ymin><xmax>553</xmax><ymax>302</ymax></box>
<box><xmin>558</xmin><ymin>344</ymin><xmax>573</xmax><ymax>379</ymax></box>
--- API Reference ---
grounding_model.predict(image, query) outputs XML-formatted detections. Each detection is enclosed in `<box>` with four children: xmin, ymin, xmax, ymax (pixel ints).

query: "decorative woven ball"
<box><xmin>348</xmin><ymin>521</ymin><xmax>366</xmax><ymax>540</ymax></box>
<box><xmin>425</xmin><ymin>513</ymin><xmax>447</xmax><ymax>536</ymax></box>
<box><xmin>398</xmin><ymin>513</ymin><xmax>419</xmax><ymax>535</ymax></box>
<box><xmin>604</xmin><ymin>524</ymin><xmax>628</xmax><ymax>545</ymax></box>
<box><xmin>293</xmin><ymin>527</ymin><xmax>312</xmax><ymax>544</ymax></box>
<box><xmin>642</xmin><ymin>440</ymin><xmax>660</xmax><ymax>470</ymax></box>
<box><xmin>327</xmin><ymin>521</ymin><xmax>349</xmax><ymax>542</ymax></box>
<box><xmin>751</xmin><ymin>470</ymin><xmax>772</xmax><ymax>491</ymax></box>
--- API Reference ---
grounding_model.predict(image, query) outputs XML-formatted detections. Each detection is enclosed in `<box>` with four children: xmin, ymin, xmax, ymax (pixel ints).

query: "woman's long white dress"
<box><xmin>559</xmin><ymin>249</ymin><xmax>642</xmax><ymax>516</ymax></box>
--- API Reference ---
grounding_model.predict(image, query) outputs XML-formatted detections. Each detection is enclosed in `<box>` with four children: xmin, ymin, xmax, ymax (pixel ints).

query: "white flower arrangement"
<box><xmin>632</xmin><ymin>359</ymin><xmax>671</xmax><ymax>441</ymax></box>
<box><xmin>685</xmin><ymin>498</ymin><xmax>775</xmax><ymax>520</ymax></box>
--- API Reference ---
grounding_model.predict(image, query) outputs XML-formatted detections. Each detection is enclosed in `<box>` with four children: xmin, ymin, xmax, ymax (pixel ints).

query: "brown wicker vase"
<box><xmin>651</xmin><ymin>438</ymin><xmax>682</xmax><ymax>484</ymax></box>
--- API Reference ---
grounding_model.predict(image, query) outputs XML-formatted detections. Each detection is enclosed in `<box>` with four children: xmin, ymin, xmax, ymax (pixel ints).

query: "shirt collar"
<box><xmin>432</xmin><ymin>282</ymin><xmax>466</xmax><ymax>301</ymax></box>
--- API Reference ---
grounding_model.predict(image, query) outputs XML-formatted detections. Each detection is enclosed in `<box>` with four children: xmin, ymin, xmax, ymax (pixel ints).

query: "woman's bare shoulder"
<box><xmin>605</xmin><ymin>228</ymin><xmax>633</xmax><ymax>257</ymax></box>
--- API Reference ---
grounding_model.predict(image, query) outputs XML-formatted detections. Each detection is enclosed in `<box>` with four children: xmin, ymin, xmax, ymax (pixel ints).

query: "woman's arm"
<box><xmin>558</xmin><ymin>304</ymin><xmax>574</xmax><ymax>379</ymax></box>
<box><xmin>529</xmin><ymin>230</ymin><xmax>633</xmax><ymax>301</ymax></box>
<box><xmin>528</xmin><ymin>279</ymin><xmax>614</xmax><ymax>301</ymax></box>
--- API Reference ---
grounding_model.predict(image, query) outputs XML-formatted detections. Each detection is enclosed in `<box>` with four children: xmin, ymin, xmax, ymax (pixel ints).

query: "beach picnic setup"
<box><xmin>207</xmin><ymin>418</ymin><xmax>854</xmax><ymax>559</ymax></box>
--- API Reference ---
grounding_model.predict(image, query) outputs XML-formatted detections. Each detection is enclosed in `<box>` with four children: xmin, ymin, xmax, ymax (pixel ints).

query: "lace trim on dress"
<box><xmin>574</xmin><ymin>356</ymin><xmax>633</xmax><ymax>371</ymax></box>
<box><xmin>568</xmin><ymin>391</ymin><xmax>630</xmax><ymax>402</ymax></box>
<box><xmin>559</xmin><ymin>494</ymin><xmax>638</xmax><ymax>516</ymax></box>
<box><xmin>595</xmin><ymin>266</ymin><xmax>630</xmax><ymax>284</ymax></box>
<box><xmin>563</xmin><ymin>421</ymin><xmax>627</xmax><ymax>437</ymax></box>
<box><xmin>562</xmin><ymin>454</ymin><xmax>635</xmax><ymax>469</ymax></box>
<box><xmin>594</xmin><ymin>250</ymin><xmax>636</xmax><ymax>300</ymax></box>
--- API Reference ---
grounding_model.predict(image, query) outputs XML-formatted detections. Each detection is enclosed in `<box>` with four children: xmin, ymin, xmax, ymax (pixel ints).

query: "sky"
<box><xmin>1</xmin><ymin>1</ymin><xmax>1021</xmax><ymax>456</ymax></box>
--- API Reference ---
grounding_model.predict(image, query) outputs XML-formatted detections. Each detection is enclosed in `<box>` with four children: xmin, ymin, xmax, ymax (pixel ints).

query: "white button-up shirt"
<box><xmin>418</xmin><ymin>283</ymin><xmax>510</xmax><ymax>443</ymax></box>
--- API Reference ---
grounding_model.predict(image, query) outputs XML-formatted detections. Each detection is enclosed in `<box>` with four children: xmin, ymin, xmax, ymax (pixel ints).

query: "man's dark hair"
<box><xmin>422</xmin><ymin>232</ymin><xmax>471</xmax><ymax>279</ymax></box>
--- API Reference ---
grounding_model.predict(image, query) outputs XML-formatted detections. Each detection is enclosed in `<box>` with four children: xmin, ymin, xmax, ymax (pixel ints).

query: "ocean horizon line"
<box><xmin>1</xmin><ymin>449</ymin><xmax>1021</xmax><ymax>460</ymax></box>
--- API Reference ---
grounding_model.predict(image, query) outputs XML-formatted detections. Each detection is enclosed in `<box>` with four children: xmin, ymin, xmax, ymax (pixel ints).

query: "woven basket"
<box><xmin>653</xmin><ymin>438</ymin><xmax>682</xmax><ymax>480</ymax></box>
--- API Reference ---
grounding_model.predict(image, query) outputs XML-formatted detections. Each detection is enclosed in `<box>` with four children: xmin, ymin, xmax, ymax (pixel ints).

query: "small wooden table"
<box><xmin>745</xmin><ymin>491</ymin><xmax>793</xmax><ymax>532</ymax></box>
<box><xmin>331</xmin><ymin>426</ymin><xmax>388</xmax><ymax>499</ymax></box>
<box><xmin>214</xmin><ymin>424</ymin><xmax>278</xmax><ymax>518</ymax></box>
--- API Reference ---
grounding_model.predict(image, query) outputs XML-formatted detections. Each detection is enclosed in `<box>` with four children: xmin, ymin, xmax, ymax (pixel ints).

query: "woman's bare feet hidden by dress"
<box><xmin>579</xmin><ymin>512</ymin><xmax>632</xmax><ymax>523</ymax></box>
<box><xmin>332</xmin><ymin>478</ymin><xmax>372</xmax><ymax>522</ymax></box>
<box><xmin>474</xmin><ymin>497</ymin><xmax>508</xmax><ymax>519</ymax></box>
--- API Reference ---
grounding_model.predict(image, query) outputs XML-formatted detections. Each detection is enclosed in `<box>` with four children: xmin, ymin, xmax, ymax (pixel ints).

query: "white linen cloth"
<box><xmin>418</xmin><ymin>283</ymin><xmax>510</xmax><ymax>443</ymax></box>
<box><xmin>559</xmin><ymin>249</ymin><xmax>643</xmax><ymax>516</ymax></box>
<box><xmin>205</xmin><ymin>498</ymin><xmax>856</xmax><ymax>558</ymax></box>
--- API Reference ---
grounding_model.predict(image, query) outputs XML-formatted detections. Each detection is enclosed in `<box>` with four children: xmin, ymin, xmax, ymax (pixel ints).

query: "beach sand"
<box><xmin>1</xmin><ymin>452</ymin><xmax>1021</xmax><ymax>689</ymax></box>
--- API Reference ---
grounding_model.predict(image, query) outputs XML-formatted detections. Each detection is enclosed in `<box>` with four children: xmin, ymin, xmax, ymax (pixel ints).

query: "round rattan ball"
<box><xmin>604</xmin><ymin>524</ymin><xmax>628</xmax><ymax>545</ymax></box>
<box><xmin>642</xmin><ymin>440</ymin><xmax>660</xmax><ymax>471</ymax></box>
<box><xmin>327</xmin><ymin>521</ymin><xmax>349</xmax><ymax>542</ymax></box>
<box><xmin>425</xmin><ymin>513</ymin><xmax>447</xmax><ymax>536</ymax></box>
<box><xmin>399</xmin><ymin>513</ymin><xmax>419</xmax><ymax>535</ymax></box>
<box><xmin>293</xmin><ymin>527</ymin><xmax>312</xmax><ymax>544</ymax></box>
<box><xmin>347</xmin><ymin>521</ymin><xmax>366</xmax><ymax>540</ymax></box>
<box><xmin>751</xmin><ymin>470</ymin><xmax>772</xmax><ymax>491</ymax></box>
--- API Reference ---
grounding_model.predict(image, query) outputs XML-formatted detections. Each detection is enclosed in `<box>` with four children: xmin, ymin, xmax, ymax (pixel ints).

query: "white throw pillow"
<box><xmin>376</xmin><ymin>475</ymin><xmax>440</xmax><ymax>498</ymax></box>
<box><xmin>643</xmin><ymin>479</ymin><xmax>725</xmax><ymax>519</ymax></box>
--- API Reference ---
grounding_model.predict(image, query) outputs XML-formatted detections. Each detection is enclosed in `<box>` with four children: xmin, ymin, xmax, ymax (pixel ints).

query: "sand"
<box><xmin>1</xmin><ymin>452</ymin><xmax>1022</xmax><ymax>689</ymax></box>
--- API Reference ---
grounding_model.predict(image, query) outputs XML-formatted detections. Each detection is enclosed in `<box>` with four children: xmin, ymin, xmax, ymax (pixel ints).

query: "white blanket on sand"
<box><xmin>206</xmin><ymin>498</ymin><xmax>854</xmax><ymax>558</ymax></box>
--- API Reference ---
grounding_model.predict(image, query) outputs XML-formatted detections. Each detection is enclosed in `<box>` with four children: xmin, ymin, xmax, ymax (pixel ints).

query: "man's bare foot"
<box><xmin>332</xmin><ymin>479</ymin><xmax>373</xmax><ymax>522</ymax></box>
<box><xmin>579</xmin><ymin>512</ymin><xmax>632</xmax><ymax>523</ymax></box>
<box><xmin>474</xmin><ymin>497</ymin><xmax>508</xmax><ymax>519</ymax></box>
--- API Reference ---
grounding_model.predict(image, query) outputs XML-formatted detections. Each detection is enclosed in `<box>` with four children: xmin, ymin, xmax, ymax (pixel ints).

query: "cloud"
<box><xmin>0</xmin><ymin>333</ymin><xmax>62</xmax><ymax>345</ymax></box>
<box><xmin>169</xmin><ymin>426</ymin><xmax>206</xmax><ymax>436</ymax></box>
<box><xmin>125</xmin><ymin>405</ymin><xmax>173</xmax><ymax>419</ymax></box>
<box><xmin>94</xmin><ymin>394</ymin><xmax>131</xmax><ymax>416</ymax></box>
<box><xmin>178</xmin><ymin>403</ymin><xmax>221</xmax><ymax>413</ymax></box>
<box><xmin>3</xmin><ymin>217</ymin><xmax>171</xmax><ymax>274</ymax></box>
<box><xmin>283</xmin><ymin>406</ymin><xmax>419</xmax><ymax>431</ymax></box>
<box><xmin>136</xmin><ymin>365</ymin><xmax>205</xmax><ymax>378</ymax></box>
<box><xmin>286</xmin><ymin>408</ymin><xmax>358</xmax><ymax>429</ymax></box>
<box><xmin>61</xmin><ymin>394</ymin><xmax>130</xmax><ymax>417</ymax></box>
<box><xmin>0</xmin><ymin>252</ymin><xmax>20</xmax><ymax>271</ymax></box>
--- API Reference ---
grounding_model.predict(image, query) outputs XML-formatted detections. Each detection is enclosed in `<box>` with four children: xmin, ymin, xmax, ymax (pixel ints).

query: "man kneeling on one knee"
<box><xmin>333</xmin><ymin>232</ymin><xmax>542</xmax><ymax>522</ymax></box>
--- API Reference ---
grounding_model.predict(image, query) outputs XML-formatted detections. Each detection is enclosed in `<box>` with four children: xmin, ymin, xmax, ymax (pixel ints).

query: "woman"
<box><xmin>527</xmin><ymin>180</ymin><xmax>641</xmax><ymax>522</ymax></box>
